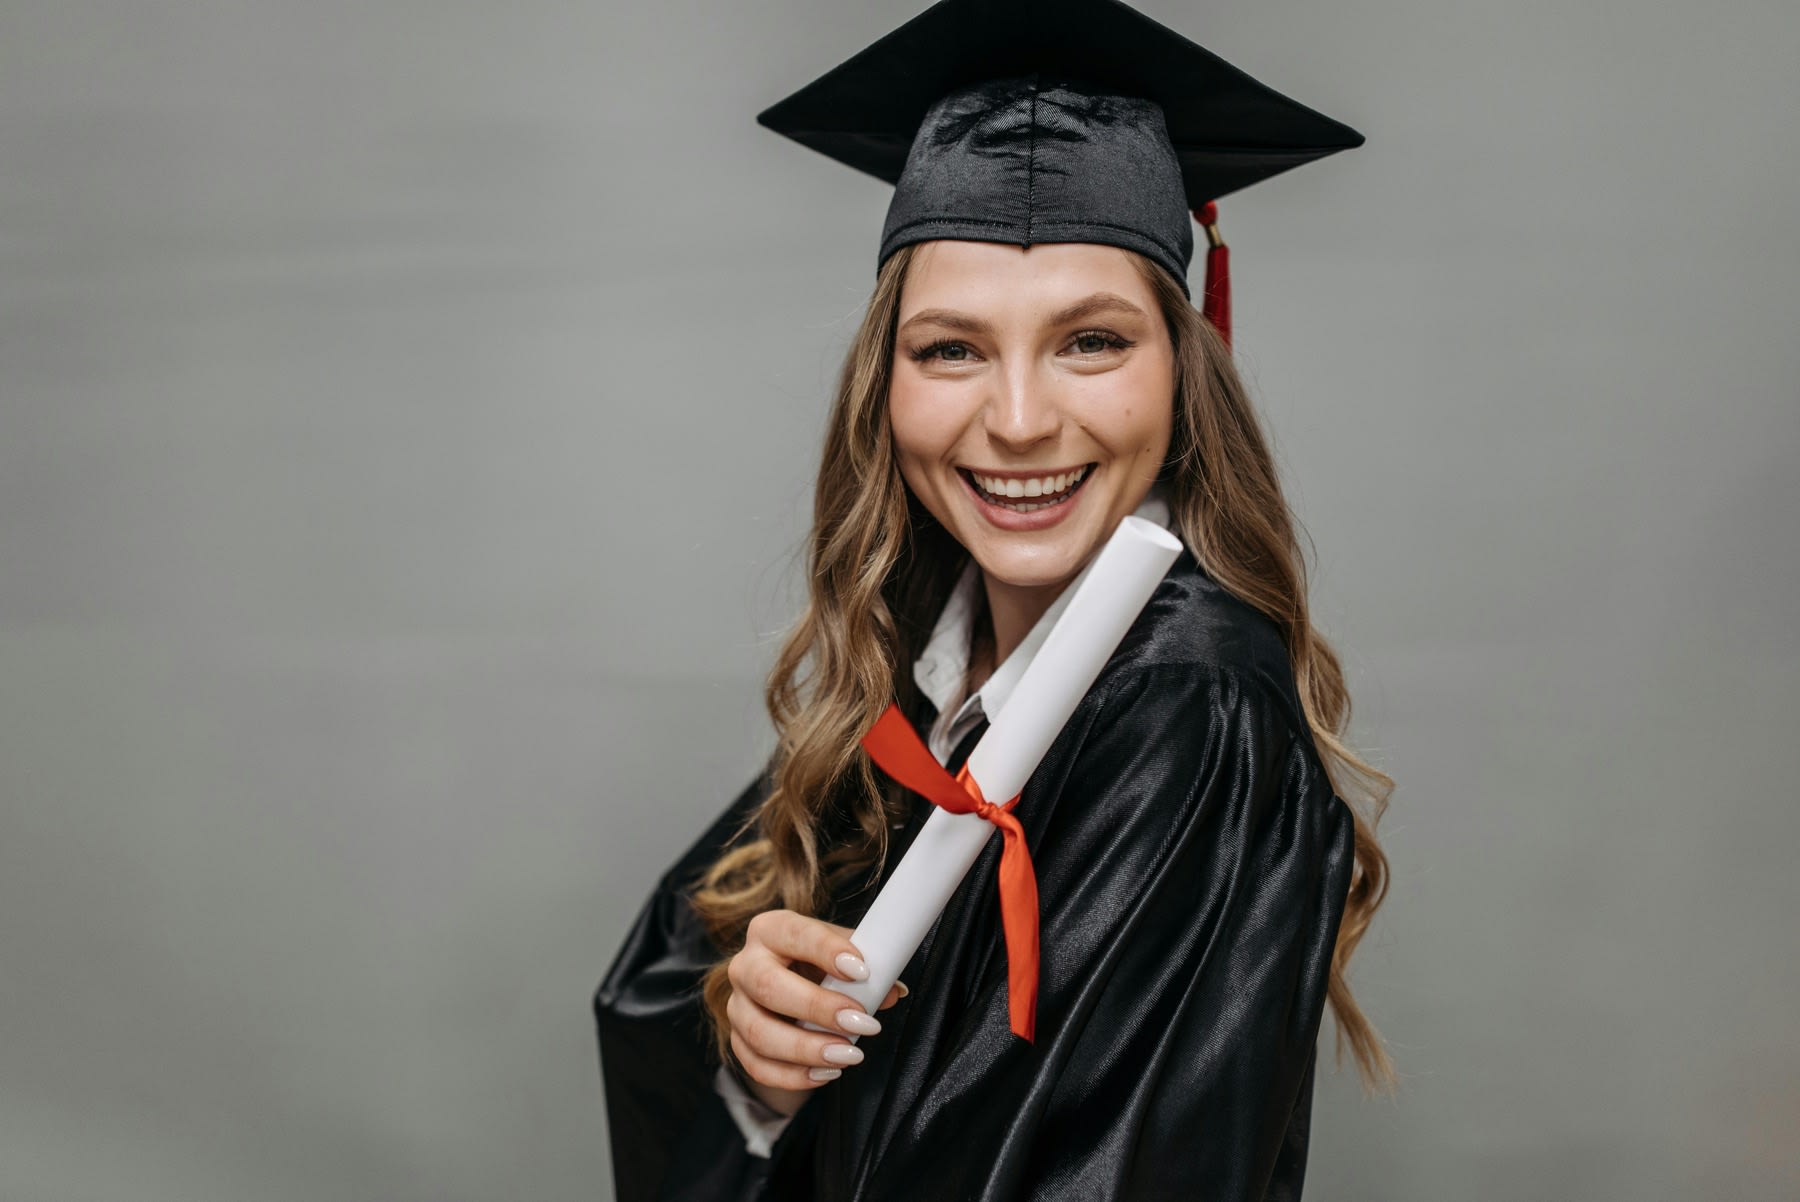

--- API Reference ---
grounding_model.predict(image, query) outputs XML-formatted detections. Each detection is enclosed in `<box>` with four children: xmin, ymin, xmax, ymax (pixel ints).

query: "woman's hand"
<box><xmin>726</xmin><ymin>909</ymin><xmax>907</xmax><ymax>1117</ymax></box>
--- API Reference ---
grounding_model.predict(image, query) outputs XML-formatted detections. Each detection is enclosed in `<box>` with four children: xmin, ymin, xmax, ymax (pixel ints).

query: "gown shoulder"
<box><xmin>1101</xmin><ymin>547</ymin><xmax>1309</xmax><ymax>731</ymax></box>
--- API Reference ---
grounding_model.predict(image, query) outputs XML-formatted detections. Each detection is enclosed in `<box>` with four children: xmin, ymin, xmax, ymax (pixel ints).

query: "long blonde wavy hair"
<box><xmin>689</xmin><ymin>242</ymin><xmax>1397</xmax><ymax>1094</ymax></box>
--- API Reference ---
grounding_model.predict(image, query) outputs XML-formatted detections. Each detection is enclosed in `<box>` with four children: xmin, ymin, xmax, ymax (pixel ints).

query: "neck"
<box><xmin>980</xmin><ymin>572</ymin><xmax>1072</xmax><ymax>668</ymax></box>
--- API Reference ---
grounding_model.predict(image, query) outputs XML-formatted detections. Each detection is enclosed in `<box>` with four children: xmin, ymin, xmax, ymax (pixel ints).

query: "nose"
<box><xmin>982</xmin><ymin>360</ymin><xmax>1061</xmax><ymax>453</ymax></box>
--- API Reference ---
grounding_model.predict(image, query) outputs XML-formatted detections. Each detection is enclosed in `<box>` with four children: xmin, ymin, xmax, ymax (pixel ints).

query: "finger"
<box><xmin>733</xmin><ymin>944</ymin><xmax>883</xmax><ymax>1037</ymax></box>
<box><xmin>727</xmin><ymin>987</ymin><xmax>866</xmax><ymax>1070</ymax></box>
<box><xmin>729</xmin><ymin>1030</ymin><xmax>826</xmax><ymax>1093</ymax></box>
<box><xmin>751</xmin><ymin>909</ymin><xmax>871</xmax><ymax>984</ymax></box>
<box><xmin>817</xmin><ymin>920</ymin><xmax>871</xmax><ymax>982</ymax></box>
<box><xmin>876</xmin><ymin>979</ymin><xmax>909</xmax><ymax>1011</ymax></box>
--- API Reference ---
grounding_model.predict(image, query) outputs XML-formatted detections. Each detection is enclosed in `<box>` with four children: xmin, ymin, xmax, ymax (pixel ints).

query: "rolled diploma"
<box><xmin>806</xmin><ymin>515</ymin><xmax>1183</xmax><ymax>1037</ymax></box>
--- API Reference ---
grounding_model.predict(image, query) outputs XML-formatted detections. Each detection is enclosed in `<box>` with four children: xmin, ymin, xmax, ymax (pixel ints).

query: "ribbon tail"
<box><xmin>861</xmin><ymin>703</ymin><xmax>976</xmax><ymax>813</ymax></box>
<box><xmin>993</xmin><ymin>812</ymin><xmax>1040</xmax><ymax>1044</ymax></box>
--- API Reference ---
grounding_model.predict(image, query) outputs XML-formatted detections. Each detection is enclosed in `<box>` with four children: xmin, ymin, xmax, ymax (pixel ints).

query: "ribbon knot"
<box><xmin>860</xmin><ymin>703</ymin><xmax>1040</xmax><ymax>1043</ymax></box>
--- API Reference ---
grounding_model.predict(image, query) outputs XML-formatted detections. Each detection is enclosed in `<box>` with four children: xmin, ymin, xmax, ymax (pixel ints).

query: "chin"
<box><xmin>963</xmin><ymin>538</ymin><xmax>1090</xmax><ymax>592</ymax></box>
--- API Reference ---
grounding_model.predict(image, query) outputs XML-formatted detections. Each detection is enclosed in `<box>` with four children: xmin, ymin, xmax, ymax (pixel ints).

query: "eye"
<box><xmin>910</xmin><ymin>338</ymin><xmax>975</xmax><ymax>364</ymax></box>
<box><xmin>1068</xmin><ymin>329</ymin><xmax>1132</xmax><ymax>356</ymax></box>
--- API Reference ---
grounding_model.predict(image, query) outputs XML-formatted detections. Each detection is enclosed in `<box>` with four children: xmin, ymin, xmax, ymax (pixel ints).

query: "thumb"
<box><xmin>877</xmin><ymin>979</ymin><xmax>910</xmax><ymax>1011</ymax></box>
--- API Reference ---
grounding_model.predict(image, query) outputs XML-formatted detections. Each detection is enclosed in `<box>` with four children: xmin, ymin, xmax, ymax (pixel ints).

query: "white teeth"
<box><xmin>969</xmin><ymin>465</ymin><xmax>1093</xmax><ymax>512</ymax></box>
<box><xmin>972</xmin><ymin>465</ymin><xmax>1090</xmax><ymax>500</ymax></box>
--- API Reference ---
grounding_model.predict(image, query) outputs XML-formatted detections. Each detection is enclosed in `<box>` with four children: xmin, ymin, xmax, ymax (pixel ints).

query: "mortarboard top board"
<box><xmin>757</xmin><ymin>0</ymin><xmax>1364</xmax><ymax>325</ymax></box>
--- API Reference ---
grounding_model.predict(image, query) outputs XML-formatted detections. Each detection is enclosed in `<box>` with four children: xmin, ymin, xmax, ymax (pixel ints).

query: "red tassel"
<box><xmin>1193</xmin><ymin>201</ymin><xmax>1231</xmax><ymax>349</ymax></box>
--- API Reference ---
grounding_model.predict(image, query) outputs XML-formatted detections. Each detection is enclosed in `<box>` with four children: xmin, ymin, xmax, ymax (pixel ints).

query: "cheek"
<box><xmin>1133</xmin><ymin>352</ymin><xmax>1177</xmax><ymax>460</ymax></box>
<box><xmin>887</xmin><ymin>378</ymin><xmax>959</xmax><ymax>481</ymax></box>
<box><xmin>1078</xmin><ymin>357</ymin><xmax>1176</xmax><ymax>460</ymax></box>
<box><xmin>886</xmin><ymin>400</ymin><xmax>932</xmax><ymax>514</ymax></box>
<box><xmin>1142</xmin><ymin>400</ymin><xmax>1175</xmax><ymax>461</ymax></box>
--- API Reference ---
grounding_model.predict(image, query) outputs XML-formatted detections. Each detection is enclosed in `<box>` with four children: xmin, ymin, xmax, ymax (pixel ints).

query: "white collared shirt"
<box><xmin>713</xmin><ymin>489</ymin><xmax>1176</xmax><ymax>1156</ymax></box>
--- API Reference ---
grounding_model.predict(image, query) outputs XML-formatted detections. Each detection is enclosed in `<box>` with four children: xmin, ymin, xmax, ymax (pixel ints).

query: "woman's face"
<box><xmin>889</xmin><ymin>240</ymin><xmax>1176</xmax><ymax>594</ymax></box>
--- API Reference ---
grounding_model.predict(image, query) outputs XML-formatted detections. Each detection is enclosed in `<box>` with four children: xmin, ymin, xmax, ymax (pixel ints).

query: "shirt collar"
<box><xmin>912</xmin><ymin>487</ymin><xmax>1175</xmax><ymax>739</ymax></box>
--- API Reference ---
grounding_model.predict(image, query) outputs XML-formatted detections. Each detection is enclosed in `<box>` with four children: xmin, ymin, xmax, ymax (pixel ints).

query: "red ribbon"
<box><xmin>860</xmin><ymin>702</ymin><xmax>1039</xmax><ymax>1043</ymax></box>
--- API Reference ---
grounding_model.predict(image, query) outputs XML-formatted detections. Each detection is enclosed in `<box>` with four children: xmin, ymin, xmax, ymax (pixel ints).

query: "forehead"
<box><xmin>897</xmin><ymin>241</ymin><xmax>1154</xmax><ymax>321</ymax></box>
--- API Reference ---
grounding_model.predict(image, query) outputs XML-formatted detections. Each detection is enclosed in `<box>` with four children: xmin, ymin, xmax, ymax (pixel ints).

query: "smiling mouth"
<box><xmin>958</xmin><ymin>464</ymin><xmax>1095</xmax><ymax>513</ymax></box>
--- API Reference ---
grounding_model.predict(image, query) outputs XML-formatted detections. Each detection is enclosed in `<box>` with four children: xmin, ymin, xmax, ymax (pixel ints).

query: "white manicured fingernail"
<box><xmin>822</xmin><ymin>1043</ymin><xmax>864</xmax><ymax>1066</ymax></box>
<box><xmin>808</xmin><ymin>1066</ymin><xmax>842</xmax><ymax>1082</ymax></box>
<box><xmin>836</xmin><ymin>1008</ymin><xmax>881</xmax><ymax>1036</ymax></box>
<box><xmin>835</xmin><ymin>952</ymin><xmax>869</xmax><ymax>981</ymax></box>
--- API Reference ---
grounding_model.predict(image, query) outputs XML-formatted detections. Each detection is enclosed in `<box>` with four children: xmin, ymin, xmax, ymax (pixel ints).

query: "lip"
<box><xmin>956</xmin><ymin>464</ymin><xmax>1095</xmax><ymax>533</ymax></box>
<box><xmin>959</xmin><ymin>464</ymin><xmax>1092</xmax><ymax>480</ymax></box>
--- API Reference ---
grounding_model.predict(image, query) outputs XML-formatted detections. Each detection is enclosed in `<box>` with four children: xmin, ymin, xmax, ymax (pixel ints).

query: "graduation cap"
<box><xmin>757</xmin><ymin>0</ymin><xmax>1364</xmax><ymax>345</ymax></box>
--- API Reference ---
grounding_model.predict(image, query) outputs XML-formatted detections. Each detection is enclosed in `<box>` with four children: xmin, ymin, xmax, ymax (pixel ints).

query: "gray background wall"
<box><xmin>2</xmin><ymin>1</ymin><xmax>1795</xmax><ymax>1198</ymax></box>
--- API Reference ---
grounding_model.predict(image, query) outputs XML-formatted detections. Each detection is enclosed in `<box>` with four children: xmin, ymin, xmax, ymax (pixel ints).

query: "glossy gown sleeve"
<box><xmin>840</xmin><ymin>663</ymin><xmax>1357</xmax><ymax>1201</ymax></box>
<box><xmin>593</xmin><ymin>772</ymin><xmax>774</xmax><ymax>1202</ymax></box>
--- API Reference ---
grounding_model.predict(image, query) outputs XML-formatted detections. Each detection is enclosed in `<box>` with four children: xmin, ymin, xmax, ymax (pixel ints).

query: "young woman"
<box><xmin>597</xmin><ymin>4</ymin><xmax>1395</xmax><ymax>1199</ymax></box>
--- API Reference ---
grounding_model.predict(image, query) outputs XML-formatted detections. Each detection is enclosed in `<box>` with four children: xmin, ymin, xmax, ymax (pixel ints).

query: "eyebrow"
<box><xmin>896</xmin><ymin>292</ymin><xmax>1150</xmax><ymax>338</ymax></box>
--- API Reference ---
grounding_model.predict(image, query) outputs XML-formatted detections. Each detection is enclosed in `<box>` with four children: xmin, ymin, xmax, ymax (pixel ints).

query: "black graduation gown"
<box><xmin>594</xmin><ymin>550</ymin><xmax>1358</xmax><ymax>1202</ymax></box>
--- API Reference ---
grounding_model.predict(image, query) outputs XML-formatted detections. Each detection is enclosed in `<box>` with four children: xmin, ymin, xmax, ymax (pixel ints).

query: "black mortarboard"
<box><xmin>757</xmin><ymin>0</ymin><xmax>1364</xmax><ymax>333</ymax></box>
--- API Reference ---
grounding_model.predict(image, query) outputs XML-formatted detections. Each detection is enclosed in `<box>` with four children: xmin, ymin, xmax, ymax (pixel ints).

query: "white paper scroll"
<box><xmin>806</xmin><ymin>515</ymin><xmax>1183</xmax><ymax>1038</ymax></box>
